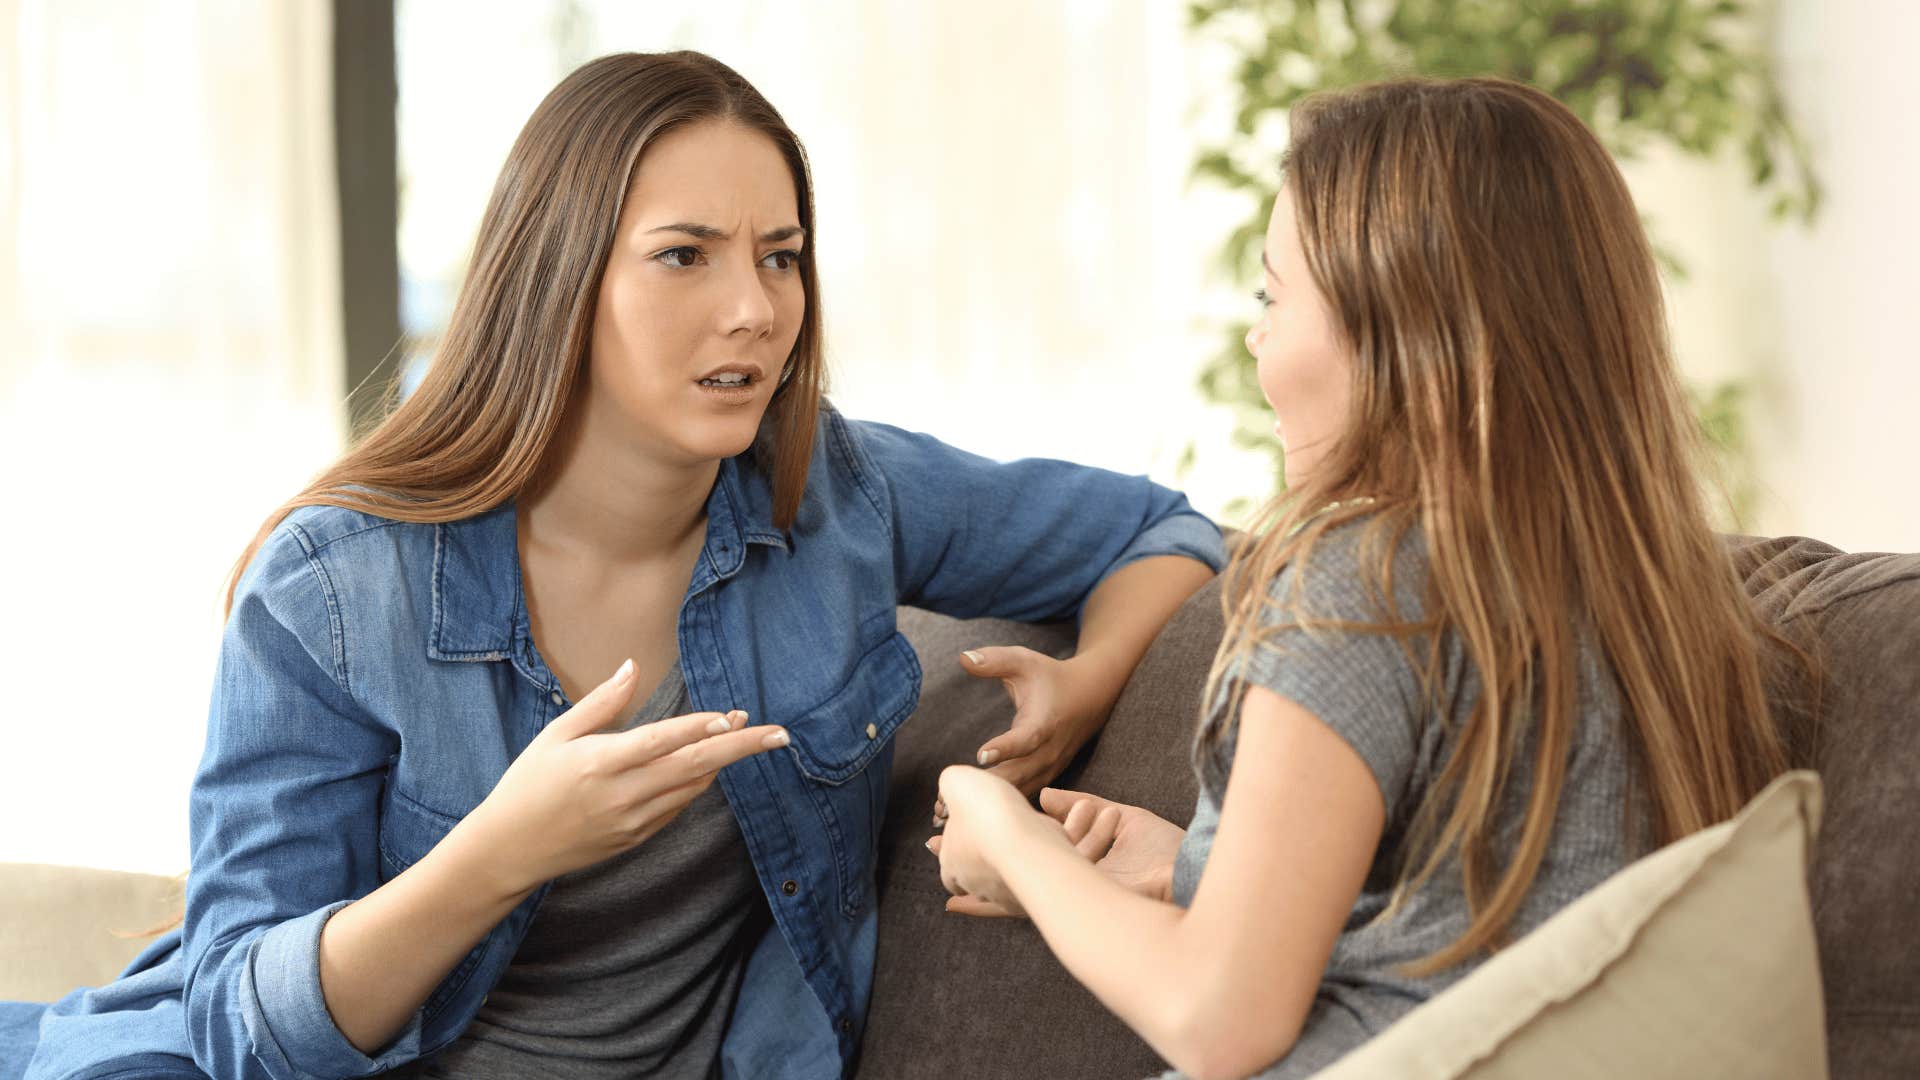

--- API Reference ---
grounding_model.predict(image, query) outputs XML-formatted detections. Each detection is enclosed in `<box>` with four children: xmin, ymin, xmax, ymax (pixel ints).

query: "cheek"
<box><xmin>592</xmin><ymin>281</ymin><xmax>695</xmax><ymax>390</ymax></box>
<box><xmin>1255</xmin><ymin>315</ymin><xmax>1347</xmax><ymax>426</ymax></box>
<box><xmin>775</xmin><ymin>282</ymin><xmax>806</xmax><ymax>354</ymax></box>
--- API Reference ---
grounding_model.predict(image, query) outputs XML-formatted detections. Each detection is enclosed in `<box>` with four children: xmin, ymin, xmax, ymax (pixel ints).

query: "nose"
<box><xmin>723</xmin><ymin>260</ymin><xmax>776</xmax><ymax>341</ymax></box>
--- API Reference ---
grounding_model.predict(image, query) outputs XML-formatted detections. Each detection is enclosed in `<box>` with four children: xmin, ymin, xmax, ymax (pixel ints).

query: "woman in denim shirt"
<box><xmin>0</xmin><ymin>51</ymin><xmax>1222</xmax><ymax>1080</ymax></box>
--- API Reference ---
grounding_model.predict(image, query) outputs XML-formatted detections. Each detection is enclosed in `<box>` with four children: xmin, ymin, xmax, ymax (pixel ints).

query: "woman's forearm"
<box><xmin>1071</xmin><ymin>555</ymin><xmax>1217</xmax><ymax>706</ymax></box>
<box><xmin>991</xmin><ymin>818</ymin><xmax>1207</xmax><ymax>1068</ymax></box>
<box><xmin>317</xmin><ymin>816</ymin><xmax>535</xmax><ymax>1055</ymax></box>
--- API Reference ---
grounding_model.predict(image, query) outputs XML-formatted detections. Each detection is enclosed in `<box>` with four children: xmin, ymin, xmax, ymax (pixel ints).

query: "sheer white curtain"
<box><xmin>0</xmin><ymin>0</ymin><xmax>345</xmax><ymax>873</ymax></box>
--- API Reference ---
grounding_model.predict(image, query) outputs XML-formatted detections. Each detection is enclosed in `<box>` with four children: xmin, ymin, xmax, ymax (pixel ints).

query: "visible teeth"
<box><xmin>701</xmin><ymin>374</ymin><xmax>749</xmax><ymax>387</ymax></box>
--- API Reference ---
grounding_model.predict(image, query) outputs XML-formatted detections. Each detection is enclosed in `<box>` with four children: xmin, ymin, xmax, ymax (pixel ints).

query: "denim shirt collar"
<box><xmin>427</xmin><ymin>454</ymin><xmax>790</xmax><ymax>667</ymax></box>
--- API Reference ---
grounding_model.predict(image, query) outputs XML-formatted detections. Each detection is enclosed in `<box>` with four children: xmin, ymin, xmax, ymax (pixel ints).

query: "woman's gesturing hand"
<box><xmin>932</xmin><ymin>647</ymin><xmax>1117</xmax><ymax>826</ymax></box>
<box><xmin>460</xmin><ymin>659</ymin><xmax>789</xmax><ymax>899</ymax></box>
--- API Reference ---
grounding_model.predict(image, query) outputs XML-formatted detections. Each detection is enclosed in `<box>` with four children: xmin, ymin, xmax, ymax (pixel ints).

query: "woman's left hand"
<box><xmin>927</xmin><ymin>765</ymin><xmax>1058</xmax><ymax>917</ymax></box>
<box><xmin>933</xmin><ymin>647</ymin><xmax>1117</xmax><ymax>826</ymax></box>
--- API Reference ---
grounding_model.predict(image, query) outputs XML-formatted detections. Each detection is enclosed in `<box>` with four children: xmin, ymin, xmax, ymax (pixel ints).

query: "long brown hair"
<box><xmin>225</xmin><ymin>51</ymin><xmax>825</xmax><ymax>611</ymax></box>
<box><xmin>1199</xmin><ymin>77</ymin><xmax>1797</xmax><ymax>975</ymax></box>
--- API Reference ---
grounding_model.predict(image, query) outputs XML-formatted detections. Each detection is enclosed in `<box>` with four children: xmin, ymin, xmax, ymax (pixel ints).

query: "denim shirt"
<box><xmin>5</xmin><ymin>406</ymin><xmax>1223</xmax><ymax>1080</ymax></box>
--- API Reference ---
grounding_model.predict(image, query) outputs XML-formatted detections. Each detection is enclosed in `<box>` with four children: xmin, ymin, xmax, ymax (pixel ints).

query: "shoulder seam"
<box><xmin>826</xmin><ymin>412</ymin><xmax>892</xmax><ymax>539</ymax></box>
<box><xmin>285</xmin><ymin>522</ymin><xmax>354</xmax><ymax>696</ymax></box>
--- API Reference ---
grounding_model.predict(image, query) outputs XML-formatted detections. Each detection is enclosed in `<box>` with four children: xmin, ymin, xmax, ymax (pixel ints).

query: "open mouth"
<box><xmin>699</xmin><ymin>374</ymin><xmax>753</xmax><ymax>388</ymax></box>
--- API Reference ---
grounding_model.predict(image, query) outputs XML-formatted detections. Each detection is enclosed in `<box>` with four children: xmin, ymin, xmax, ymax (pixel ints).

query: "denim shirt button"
<box><xmin>864</xmin><ymin>722</ymin><xmax>878</xmax><ymax>739</ymax></box>
<box><xmin>549</xmin><ymin>691</ymin><xmax>564</xmax><ymax>706</ymax></box>
<box><xmin>837</xmin><ymin>1017</ymin><xmax>853</xmax><ymax>1035</ymax></box>
<box><xmin>781</xmin><ymin>879</ymin><xmax>799</xmax><ymax>896</ymax></box>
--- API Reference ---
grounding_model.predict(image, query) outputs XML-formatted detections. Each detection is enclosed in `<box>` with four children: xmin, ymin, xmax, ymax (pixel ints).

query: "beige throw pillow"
<box><xmin>0</xmin><ymin>862</ymin><xmax>184</xmax><ymax>1003</ymax></box>
<box><xmin>1316</xmin><ymin>770</ymin><xmax>1827</xmax><ymax>1080</ymax></box>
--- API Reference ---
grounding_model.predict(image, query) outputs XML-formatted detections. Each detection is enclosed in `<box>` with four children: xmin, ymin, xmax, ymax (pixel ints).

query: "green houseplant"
<box><xmin>1188</xmin><ymin>0</ymin><xmax>1820</xmax><ymax>520</ymax></box>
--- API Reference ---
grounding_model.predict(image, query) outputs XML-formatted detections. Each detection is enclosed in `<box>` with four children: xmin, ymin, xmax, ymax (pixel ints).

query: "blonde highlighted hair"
<box><xmin>1199</xmin><ymin>77</ymin><xmax>1802</xmax><ymax>975</ymax></box>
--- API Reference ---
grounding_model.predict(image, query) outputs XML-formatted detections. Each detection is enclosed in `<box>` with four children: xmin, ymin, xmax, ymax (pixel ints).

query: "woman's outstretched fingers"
<box><xmin>657</xmin><ymin>722</ymin><xmax>790</xmax><ymax>780</ymax></box>
<box><xmin>544</xmin><ymin>658</ymin><xmax>643</xmax><ymax>740</ymax></box>
<box><xmin>960</xmin><ymin>646</ymin><xmax>1038</xmax><ymax>767</ymax></box>
<box><xmin>607</xmin><ymin>708</ymin><xmax>746</xmax><ymax>767</ymax></box>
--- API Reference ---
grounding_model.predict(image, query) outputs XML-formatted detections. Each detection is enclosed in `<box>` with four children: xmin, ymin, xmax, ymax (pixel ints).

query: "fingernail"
<box><xmin>762</xmin><ymin>730</ymin><xmax>790</xmax><ymax>749</ymax></box>
<box><xmin>977</xmin><ymin>749</ymin><xmax>999</xmax><ymax>767</ymax></box>
<box><xmin>924</xmin><ymin>838</ymin><xmax>936</xmax><ymax>853</ymax></box>
<box><xmin>729</xmin><ymin>709</ymin><xmax>749</xmax><ymax>725</ymax></box>
<box><xmin>706</xmin><ymin>716</ymin><xmax>731</xmax><ymax>735</ymax></box>
<box><xmin>962</xmin><ymin>650</ymin><xmax>983</xmax><ymax>665</ymax></box>
<box><xmin>614</xmin><ymin>658</ymin><xmax>634</xmax><ymax>682</ymax></box>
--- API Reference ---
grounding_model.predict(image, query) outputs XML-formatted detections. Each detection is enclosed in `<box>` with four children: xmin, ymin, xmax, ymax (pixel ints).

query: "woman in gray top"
<box><xmin>930</xmin><ymin>77</ymin><xmax>1803</xmax><ymax>1079</ymax></box>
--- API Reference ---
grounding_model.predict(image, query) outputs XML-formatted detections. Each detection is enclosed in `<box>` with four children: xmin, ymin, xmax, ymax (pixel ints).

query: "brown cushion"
<box><xmin>1729</xmin><ymin>536</ymin><xmax>1920</xmax><ymax>1078</ymax></box>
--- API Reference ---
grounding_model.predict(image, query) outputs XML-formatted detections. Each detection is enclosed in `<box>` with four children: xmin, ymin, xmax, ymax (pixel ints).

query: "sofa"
<box><xmin>5</xmin><ymin>534</ymin><xmax>1916</xmax><ymax>1078</ymax></box>
<box><xmin>857</xmin><ymin>533</ymin><xmax>1920</xmax><ymax>1079</ymax></box>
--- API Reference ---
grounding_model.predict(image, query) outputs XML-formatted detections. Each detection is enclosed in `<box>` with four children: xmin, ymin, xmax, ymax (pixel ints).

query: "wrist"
<box><xmin>1060</xmin><ymin>651</ymin><xmax>1129</xmax><ymax>719</ymax></box>
<box><xmin>437</xmin><ymin>810</ymin><xmax>540</xmax><ymax>908</ymax></box>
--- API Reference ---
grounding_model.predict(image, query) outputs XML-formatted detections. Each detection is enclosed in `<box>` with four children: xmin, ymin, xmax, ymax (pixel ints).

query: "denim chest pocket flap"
<box><xmin>784</xmin><ymin>630</ymin><xmax>922</xmax><ymax>785</ymax></box>
<box><xmin>378</xmin><ymin>778</ymin><xmax>460</xmax><ymax>879</ymax></box>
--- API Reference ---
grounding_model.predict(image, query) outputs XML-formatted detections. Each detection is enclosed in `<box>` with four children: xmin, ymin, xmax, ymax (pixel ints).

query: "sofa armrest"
<box><xmin>0</xmin><ymin>862</ymin><xmax>183</xmax><ymax>1002</ymax></box>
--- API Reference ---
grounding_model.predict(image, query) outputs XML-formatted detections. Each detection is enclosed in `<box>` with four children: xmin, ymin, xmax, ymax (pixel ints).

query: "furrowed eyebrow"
<box><xmin>1261</xmin><ymin>250</ymin><xmax>1281</xmax><ymax>282</ymax></box>
<box><xmin>647</xmin><ymin>222</ymin><xmax>807</xmax><ymax>244</ymax></box>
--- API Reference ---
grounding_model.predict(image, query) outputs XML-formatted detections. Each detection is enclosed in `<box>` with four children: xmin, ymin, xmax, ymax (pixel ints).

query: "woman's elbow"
<box><xmin>1156</xmin><ymin>996</ymin><xmax>1306</xmax><ymax>1080</ymax></box>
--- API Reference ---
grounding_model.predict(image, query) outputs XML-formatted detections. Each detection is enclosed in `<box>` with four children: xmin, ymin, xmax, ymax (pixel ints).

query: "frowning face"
<box><xmin>586</xmin><ymin>119</ymin><xmax>807</xmax><ymax>466</ymax></box>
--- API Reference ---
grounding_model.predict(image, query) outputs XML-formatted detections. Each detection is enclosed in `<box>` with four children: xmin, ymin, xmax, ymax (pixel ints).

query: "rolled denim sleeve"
<box><xmin>180</xmin><ymin>525</ymin><xmax>418</xmax><ymax>1079</ymax></box>
<box><xmin>838</xmin><ymin>415</ymin><xmax>1225</xmax><ymax>622</ymax></box>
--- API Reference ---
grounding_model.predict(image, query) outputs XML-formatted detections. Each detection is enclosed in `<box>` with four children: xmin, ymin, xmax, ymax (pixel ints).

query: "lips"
<box><xmin>695</xmin><ymin>362</ymin><xmax>765</xmax><ymax>387</ymax></box>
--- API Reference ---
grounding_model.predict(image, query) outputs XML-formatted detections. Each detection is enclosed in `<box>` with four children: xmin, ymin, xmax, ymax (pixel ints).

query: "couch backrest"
<box><xmin>1728</xmin><ymin>536</ymin><xmax>1920</xmax><ymax>1078</ymax></box>
<box><xmin>860</xmin><ymin>536</ymin><xmax>1920</xmax><ymax>1080</ymax></box>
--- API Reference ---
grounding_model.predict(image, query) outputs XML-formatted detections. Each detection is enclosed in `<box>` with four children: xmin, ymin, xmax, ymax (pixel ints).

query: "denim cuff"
<box><xmin>1104</xmin><ymin>510</ymin><xmax>1228</xmax><ymax>580</ymax></box>
<box><xmin>250</xmin><ymin>901</ymin><xmax>423</xmax><ymax>1078</ymax></box>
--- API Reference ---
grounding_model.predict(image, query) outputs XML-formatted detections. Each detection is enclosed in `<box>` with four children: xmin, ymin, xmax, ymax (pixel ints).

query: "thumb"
<box><xmin>959</xmin><ymin>645</ymin><xmax>1035</xmax><ymax>681</ymax></box>
<box><xmin>544</xmin><ymin>658</ymin><xmax>642</xmax><ymax>741</ymax></box>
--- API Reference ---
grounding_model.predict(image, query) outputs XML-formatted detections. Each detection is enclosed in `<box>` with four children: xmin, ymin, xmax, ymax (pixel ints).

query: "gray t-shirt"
<box><xmin>1158</xmin><ymin>520</ymin><xmax>1641</xmax><ymax>1079</ymax></box>
<box><xmin>407</xmin><ymin>659</ymin><xmax>770</xmax><ymax>1080</ymax></box>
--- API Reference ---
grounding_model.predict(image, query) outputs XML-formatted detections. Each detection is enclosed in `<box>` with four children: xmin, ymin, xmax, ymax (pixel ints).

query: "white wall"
<box><xmin>1759</xmin><ymin>0</ymin><xmax>1920</xmax><ymax>552</ymax></box>
<box><xmin>1632</xmin><ymin>0</ymin><xmax>1920</xmax><ymax>552</ymax></box>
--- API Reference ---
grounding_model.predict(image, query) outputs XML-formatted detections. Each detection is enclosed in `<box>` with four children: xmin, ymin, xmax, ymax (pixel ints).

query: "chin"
<box><xmin>675</xmin><ymin>407</ymin><xmax>769</xmax><ymax>462</ymax></box>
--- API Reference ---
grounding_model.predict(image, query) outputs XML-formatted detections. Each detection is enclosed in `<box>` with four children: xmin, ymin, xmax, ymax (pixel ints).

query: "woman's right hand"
<box><xmin>1038</xmin><ymin>786</ymin><xmax>1185</xmax><ymax>903</ymax></box>
<box><xmin>457</xmin><ymin>659</ymin><xmax>790</xmax><ymax>899</ymax></box>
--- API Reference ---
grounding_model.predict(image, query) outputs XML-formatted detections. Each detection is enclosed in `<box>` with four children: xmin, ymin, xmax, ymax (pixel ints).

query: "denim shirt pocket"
<box><xmin>377</xmin><ymin>780</ymin><xmax>494</xmax><ymax>1021</ymax></box>
<box><xmin>781</xmin><ymin>630</ymin><xmax>921</xmax><ymax>916</ymax></box>
<box><xmin>783</xmin><ymin>630</ymin><xmax>921</xmax><ymax>784</ymax></box>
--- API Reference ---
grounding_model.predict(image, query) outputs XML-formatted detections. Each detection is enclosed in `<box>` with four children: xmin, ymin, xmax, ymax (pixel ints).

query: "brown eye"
<box><xmin>761</xmin><ymin>249</ymin><xmax>800</xmax><ymax>272</ymax></box>
<box><xmin>655</xmin><ymin>246</ymin><xmax>702</xmax><ymax>268</ymax></box>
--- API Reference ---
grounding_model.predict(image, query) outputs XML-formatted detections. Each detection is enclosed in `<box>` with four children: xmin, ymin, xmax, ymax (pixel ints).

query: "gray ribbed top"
<box><xmin>1157</xmin><ymin>521</ymin><xmax>1641</xmax><ymax>1079</ymax></box>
